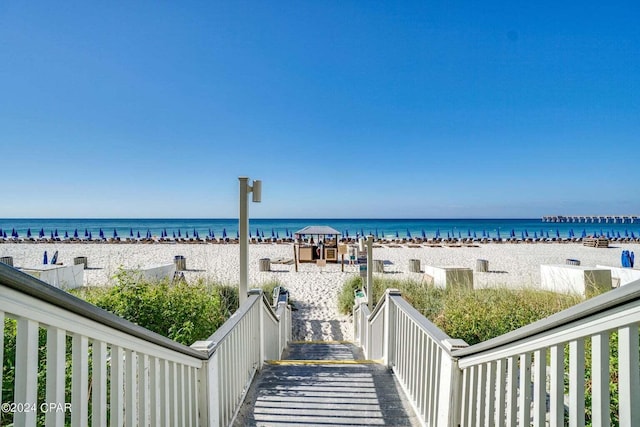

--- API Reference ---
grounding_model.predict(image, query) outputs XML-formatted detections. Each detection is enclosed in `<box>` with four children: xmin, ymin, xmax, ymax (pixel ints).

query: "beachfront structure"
<box><xmin>543</xmin><ymin>215</ymin><xmax>639</xmax><ymax>223</ymax></box>
<box><xmin>294</xmin><ymin>225</ymin><xmax>341</xmax><ymax>263</ymax></box>
<box><xmin>2</xmin><ymin>262</ymin><xmax>639</xmax><ymax>426</ymax></box>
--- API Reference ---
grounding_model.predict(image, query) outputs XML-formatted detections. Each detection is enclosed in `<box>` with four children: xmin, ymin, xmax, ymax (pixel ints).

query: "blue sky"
<box><xmin>1</xmin><ymin>1</ymin><xmax>638</xmax><ymax>218</ymax></box>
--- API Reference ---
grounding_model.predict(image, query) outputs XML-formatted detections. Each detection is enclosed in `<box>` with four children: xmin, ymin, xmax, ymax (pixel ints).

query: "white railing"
<box><xmin>1</xmin><ymin>263</ymin><xmax>291</xmax><ymax>427</ymax></box>
<box><xmin>356</xmin><ymin>281</ymin><xmax>640</xmax><ymax>426</ymax></box>
<box><xmin>190</xmin><ymin>289</ymin><xmax>290</xmax><ymax>427</ymax></box>
<box><xmin>355</xmin><ymin>289</ymin><xmax>468</xmax><ymax>426</ymax></box>
<box><xmin>454</xmin><ymin>279</ymin><xmax>640</xmax><ymax>427</ymax></box>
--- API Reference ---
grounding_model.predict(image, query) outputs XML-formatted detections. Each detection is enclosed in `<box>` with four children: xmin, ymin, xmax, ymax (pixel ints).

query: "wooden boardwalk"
<box><xmin>233</xmin><ymin>342</ymin><xmax>420</xmax><ymax>427</ymax></box>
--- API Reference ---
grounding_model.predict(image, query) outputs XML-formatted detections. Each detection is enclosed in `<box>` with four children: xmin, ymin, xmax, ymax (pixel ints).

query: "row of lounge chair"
<box><xmin>1</xmin><ymin>235</ymin><xmax>637</xmax><ymax>245</ymax></box>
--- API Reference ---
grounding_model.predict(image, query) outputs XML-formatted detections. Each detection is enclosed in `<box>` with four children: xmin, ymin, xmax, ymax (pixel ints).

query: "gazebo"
<box><xmin>294</xmin><ymin>225</ymin><xmax>341</xmax><ymax>263</ymax></box>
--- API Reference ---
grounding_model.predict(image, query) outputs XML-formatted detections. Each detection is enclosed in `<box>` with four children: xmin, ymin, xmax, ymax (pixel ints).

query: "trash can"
<box><xmin>74</xmin><ymin>256</ymin><xmax>88</xmax><ymax>269</ymax></box>
<box><xmin>476</xmin><ymin>259</ymin><xmax>489</xmax><ymax>272</ymax></box>
<box><xmin>259</xmin><ymin>258</ymin><xmax>271</xmax><ymax>271</ymax></box>
<box><xmin>174</xmin><ymin>255</ymin><xmax>186</xmax><ymax>271</ymax></box>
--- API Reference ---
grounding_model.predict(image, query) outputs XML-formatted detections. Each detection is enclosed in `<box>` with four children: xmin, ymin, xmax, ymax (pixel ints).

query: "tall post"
<box><xmin>366</xmin><ymin>235</ymin><xmax>373</xmax><ymax>310</ymax></box>
<box><xmin>238</xmin><ymin>177</ymin><xmax>262</xmax><ymax>305</ymax></box>
<box><xmin>239</xmin><ymin>177</ymin><xmax>250</xmax><ymax>305</ymax></box>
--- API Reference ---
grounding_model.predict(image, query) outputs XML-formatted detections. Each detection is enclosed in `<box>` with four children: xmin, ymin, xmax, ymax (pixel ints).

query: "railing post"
<box><xmin>250</xmin><ymin>290</ymin><xmax>265</xmax><ymax>368</ymax></box>
<box><xmin>440</xmin><ymin>339</ymin><xmax>469</xmax><ymax>427</ymax></box>
<box><xmin>191</xmin><ymin>340</ymin><xmax>218</xmax><ymax>427</ymax></box>
<box><xmin>383</xmin><ymin>289</ymin><xmax>401</xmax><ymax>367</ymax></box>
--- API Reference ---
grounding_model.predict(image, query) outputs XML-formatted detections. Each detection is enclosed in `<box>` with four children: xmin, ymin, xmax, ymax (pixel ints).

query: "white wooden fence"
<box><xmin>0</xmin><ymin>263</ymin><xmax>290</xmax><ymax>427</ymax></box>
<box><xmin>355</xmin><ymin>281</ymin><xmax>640</xmax><ymax>426</ymax></box>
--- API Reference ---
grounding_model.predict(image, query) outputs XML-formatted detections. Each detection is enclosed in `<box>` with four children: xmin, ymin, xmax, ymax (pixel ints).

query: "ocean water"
<box><xmin>0</xmin><ymin>218</ymin><xmax>639</xmax><ymax>240</ymax></box>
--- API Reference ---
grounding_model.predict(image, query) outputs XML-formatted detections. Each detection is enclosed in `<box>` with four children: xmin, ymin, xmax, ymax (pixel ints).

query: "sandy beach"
<box><xmin>2</xmin><ymin>242</ymin><xmax>638</xmax><ymax>342</ymax></box>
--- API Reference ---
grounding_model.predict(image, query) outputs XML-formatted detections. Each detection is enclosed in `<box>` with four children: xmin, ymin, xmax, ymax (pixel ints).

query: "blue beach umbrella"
<box><xmin>395</xmin><ymin>231</ymin><xmax>399</xmax><ymax>238</ymax></box>
<box><xmin>178</xmin><ymin>230</ymin><xmax>182</xmax><ymax>237</ymax></box>
<box><xmin>473</xmin><ymin>231</ymin><xmax>477</xmax><ymax>238</ymax></box>
<box><xmin>39</xmin><ymin>228</ymin><xmax>45</xmax><ymax>238</ymax></box>
<box><xmin>113</xmin><ymin>229</ymin><xmax>118</xmax><ymax>238</ymax></box>
<box><xmin>27</xmin><ymin>228</ymin><xmax>32</xmax><ymax>238</ymax></box>
<box><xmin>467</xmin><ymin>229</ymin><xmax>471</xmax><ymax>237</ymax></box>
<box><xmin>147</xmin><ymin>230</ymin><xmax>152</xmax><ymax>239</ymax></box>
<box><xmin>163</xmin><ymin>228</ymin><xmax>167</xmax><ymax>237</ymax></box>
<box><xmin>129</xmin><ymin>228</ymin><xmax>133</xmax><ymax>238</ymax></box>
<box><xmin>617</xmin><ymin>231</ymin><xmax>621</xmax><ymax>239</ymax></box>
<box><xmin>50</xmin><ymin>231</ymin><xmax>54</xmax><ymax>239</ymax></box>
<box><xmin>172</xmin><ymin>231</ymin><xmax>176</xmax><ymax>238</ymax></box>
<box><xmin>510</xmin><ymin>229</ymin><xmax>515</xmax><ymax>238</ymax></box>
<box><xmin>496</xmin><ymin>229</ymin><xmax>501</xmax><ymax>239</ymax></box>
<box><xmin>534</xmin><ymin>231</ymin><xmax>538</xmax><ymax>239</ymax></box>
<box><xmin>625</xmin><ymin>229</ymin><xmax>629</xmax><ymax>237</ymax></box>
<box><xmin>436</xmin><ymin>229</ymin><xmax>441</xmax><ymax>238</ymax></box>
<box><xmin>84</xmin><ymin>229</ymin><xmax>88</xmax><ymax>237</ymax></box>
<box><xmin>64</xmin><ymin>231</ymin><xmax>69</xmax><ymax>239</ymax></box>
<box><xmin>43</xmin><ymin>251</ymin><xmax>48</xmax><ymax>264</ymax></box>
<box><xmin>137</xmin><ymin>230</ymin><xmax>141</xmax><ymax>238</ymax></box>
<box><xmin>525</xmin><ymin>230</ymin><xmax>529</xmax><ymax>237</ymax></box>
<box><xmin>631</xmin><ymin>252</ymin><xmax>635</xmax><ymax>267</ymax></box>
<box><xmin>272</xmin><ymin>228</ymin><xmax>275</xmax><ymax>238</ymax></box>
<box><xmin>2</xmin><ymin>231</ymin><xmax>6</xmax><ymax>238</ymax></box>
<box><xmin>447</xmin><ymin>231</ymin><xmax>450</xmax><ymax>239</ymax></box>
<box><xmin>361</xmin><ymin>228</ymin><xmax>365</xmax><ymax>237</ymax></box>
<box><xmin>556</xmin><ymin>229</ymin><xmax>560</xmax><ymax>238</ymax></box>
<box><xmin>381</xmin><ymin>231</ymin><xmax>385</xmax><ymax>238</ymax></box>
<box><xmin>276</xmin><ymin>231</ymin><xmax>280</xmax><ymax>239</ymax></box>
<box><xmin>186</xmin><ymin>231</ymin><xmax>189</xmax><ymax>238</ymax></box>
<box><xmin>236</xmin><ymin>230</ymin><xmax>240</xmax><ymax>239</ymax></box>
<box><xmin>54</xmin><ymin>229</ymin><xmax>59</xmax><ymax>237</ymax></box>
<box><xmin>482</xmin><ymin>230</ymin><xmax>486</xmax><ymax>237</ymax></box>
<box><xmin>223</xmin><ymin>228</ymin><xmax>227</xmax><ymax>239</ymax></box>
<box><xmin>286</xmin><ymin>229</ymin><xmax>290</xmax><ymax>237</ymax></box>
<box><xmin>407</xmin><ymin>229</ymin><xmax>412</xmax><ymax>238</ymax></box>
<box><xmin>581</xmin><ymin>229</ymin><xmax>587</xmax><ymax>238</ymax></box>
<box><xmin>521</xmin><ymin>231</ymin><xmax>525</xmax><ymax>240</ymax></box>
<box><xmin>422</xmin><ymin>230</ymin><xmax>426</xmax><ymax>239</ymax></box>
<box><xmin>193</xmin><ymin>228</ymin><xmax>197</xmax><ymax>237</ymax></box>
<box><xmin>632</xmin><ymin>231</ymin><xmax>637</xmax><ymax>239</ymax></box>
<box><xmin>99</xmin><ymin>228</ymin><xmax>104</xmax><ymax>239</ymax></box>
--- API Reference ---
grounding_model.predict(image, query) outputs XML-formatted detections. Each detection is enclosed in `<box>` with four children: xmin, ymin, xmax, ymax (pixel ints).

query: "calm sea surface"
<box><xmin>0</xmin><ymin>218</ymin><xmax>638</xmax><ymax>240</ymax></box>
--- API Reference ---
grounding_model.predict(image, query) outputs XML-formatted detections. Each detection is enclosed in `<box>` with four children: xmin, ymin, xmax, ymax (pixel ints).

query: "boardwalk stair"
<box><xmin>233</xmin><ymin>341</ymin><xmax>421</xmax><ymax>426</ymax></box>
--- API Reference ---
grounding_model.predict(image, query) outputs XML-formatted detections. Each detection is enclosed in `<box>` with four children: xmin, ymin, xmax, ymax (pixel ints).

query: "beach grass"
<box><xmin>339</xmin><ymin>276</ymin><xmax>583</xmax><ymax>345</ymax></box>
<box><xmin>72</xmin><ymin>269</ymin><xmax>240</xmax><ymax>346</ymax></box>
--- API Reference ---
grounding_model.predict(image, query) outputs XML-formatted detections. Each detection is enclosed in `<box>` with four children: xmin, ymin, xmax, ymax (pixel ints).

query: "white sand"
<box><xmin>2</xmin><ymin>242</ymin><xmax>639</xmax><ymax>342</ymax></box>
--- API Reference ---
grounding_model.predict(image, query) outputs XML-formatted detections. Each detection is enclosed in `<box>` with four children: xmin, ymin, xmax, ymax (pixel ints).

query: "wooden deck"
<box><xmin>233</xmin><ymin>342</ymin><xmax>420</xmax><ymax>426</ymax></box>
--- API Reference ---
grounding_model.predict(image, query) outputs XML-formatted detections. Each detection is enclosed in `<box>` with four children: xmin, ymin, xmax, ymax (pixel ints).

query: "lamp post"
<box><xmin>239</xmin><ymin>177</ymin><xmax>262</xmax><ymax>305</ymax></box>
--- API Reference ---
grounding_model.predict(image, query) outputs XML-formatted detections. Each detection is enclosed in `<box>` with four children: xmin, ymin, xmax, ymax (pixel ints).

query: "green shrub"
<box><xmin>434</xmin><ymin>287</ymin><xmax>581</xmax><ymax>345</ymax></box>
<box><xmin>338</xmin><ymin>276</ymin><xmax>364</xmax><ymax>314</ymax></box>
<box><xmin>339</xmin><ymin>277</ymin><xmax>581</xmax><ymax>345</ymax></box>
<box><xmin>74</xmin><ymin>270</ymin><xmax>239</xmax><ymax>345</ymax></box>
